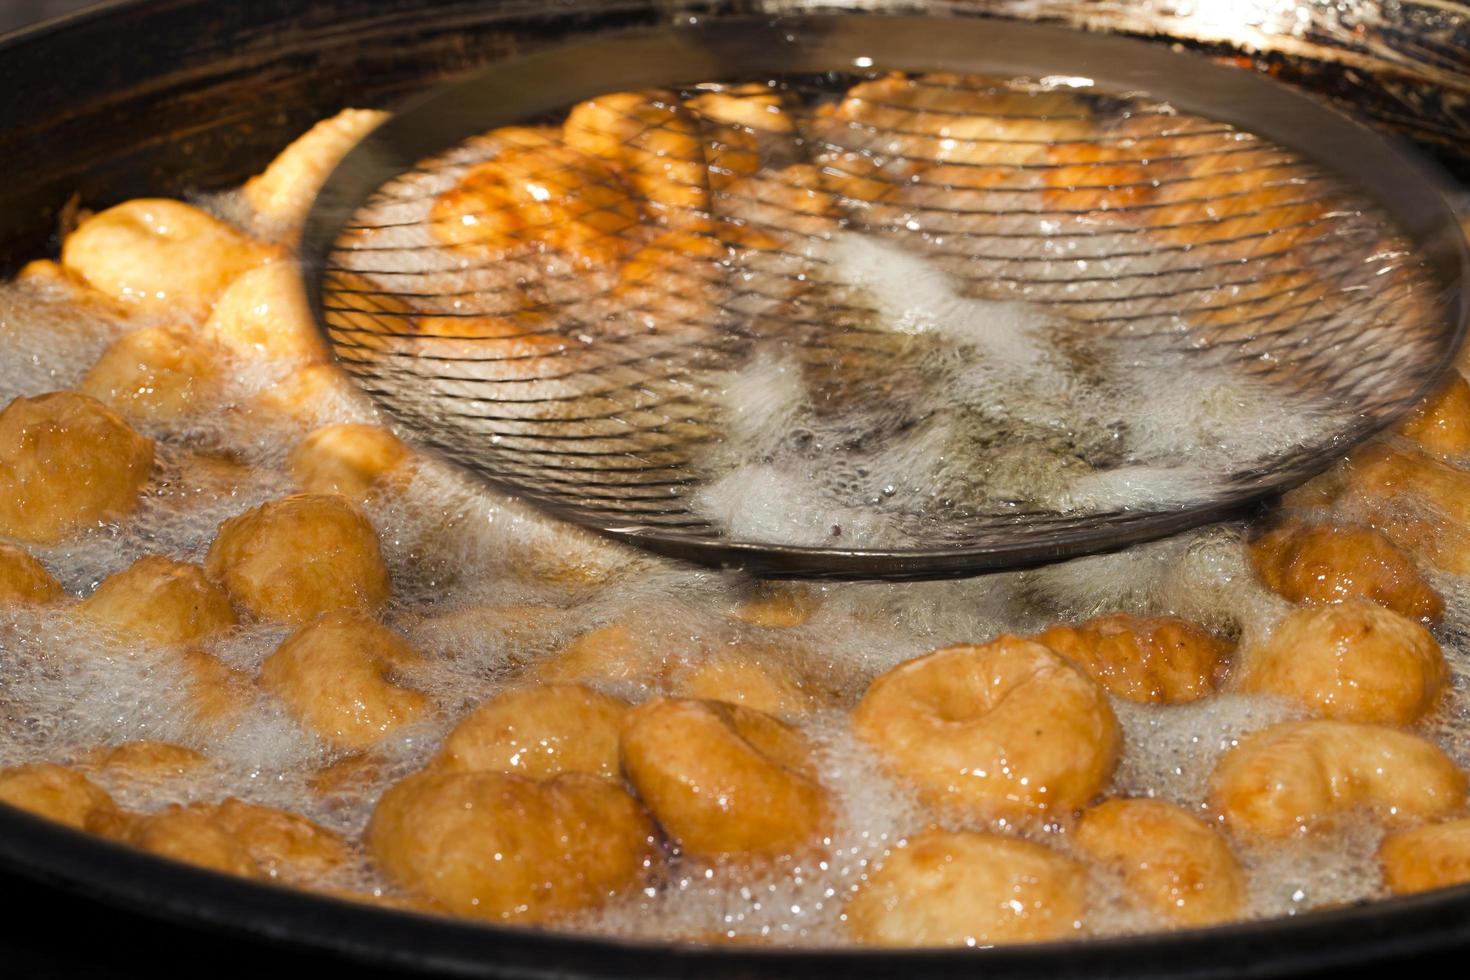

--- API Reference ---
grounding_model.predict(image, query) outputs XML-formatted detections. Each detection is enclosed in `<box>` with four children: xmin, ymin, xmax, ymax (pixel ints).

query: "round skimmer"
<box><xmin>300</xmin><ymin>14</ymin><xmax>1468</xmax><ymax>580</ymax></box>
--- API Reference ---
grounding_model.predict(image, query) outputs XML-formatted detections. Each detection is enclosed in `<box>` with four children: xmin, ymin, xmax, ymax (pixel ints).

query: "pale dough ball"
<box><xmin>1208</xmin><ymin>720</ymin><xmax>1466</xmax><ymax>837</ymax></box>
<box><xmin>61</xmin><ymin>199</ymin><xmax>272</xmax><ymax>314</ymax></box>
<box><xmin>0</xmin><ymin>542</ymin><xmax>64</xmax><ymax>606</ymax></box>
<box><xmin>852</xmin><ymin>637</ymin><xmax>1120</xmax><ymax>821</ymax></box>
<box><xmin>368</xmin><ymin>769</ymin><xmax>654</xmax><ymax>922</ymax></box>
<box><xmin>1073</xmin><ymin>798</ymin><xmax>1245</xmax><ymax>927</ymax></box>
<box><xmin>77</xmin><ymin>555</ymin><xmax>238</xmax><ymax>646</ymax></box>
<box><xmin>204</xmin><ymin>493</ymin><xmax>391</xmax><ymax>624</ymax></box>
<box><xmin>0</xmin><ymin>391</ymin><xmax>154</xmax><ymax>543</ymax></box>
<box><xmin>619</xmin><ymin>697</ymin><xmax>830</xmax><ymax>862</ymax></box>
<box><xmin>845</xmin><ymin>830</ymin><xmax>1087</xmax><ymax>947</ymax></box>
<box><xmin>289</xmin><ymin>423</ymin><xmax>413</xmax><ymax>501</ymax></box>
<box><xmin>244</xmin><ymin>109</ymin><xmax>390</xmax><ymax>229</ymax></box>
<box><xmin>80</xmin><ymin>324</ymin><xmax>222</xmax><ymax>423</ymax></box>
<box><xmin>433</xmin><ymin>684</ymin><xmax>626</xmax><ymax>781</ymax></box>
<box><xmin>205</xmin><ymin>263</ymin><xmax>327</xmax><ymax>362</ymax></box>
<box><xmin>261</xmin><ymin>609</ymin><xmax>428</xmax><ymax>750</ymax></box>
<box><xmin>1235</xmin><ymin>600</ymin><xmax>1446</xmax><ymax>725</ymax></box>
<box><xmin>0</xmin><ymin>763</ymin><xmax>116</xmax><ymax>829</ymax></box>
<box><xmin>1379</xmin><ymin>818</ymin><xmax>1470</xmax><ymax>895</ymax></box>
<box><xmin>1249</xmin><ymin>520</ymin><xmax>1443</xmax><ymax>622</ymax></box>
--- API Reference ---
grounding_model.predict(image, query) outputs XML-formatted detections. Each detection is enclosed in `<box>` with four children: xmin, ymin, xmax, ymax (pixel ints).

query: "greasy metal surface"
<box><xmin>305</xmin><ymin>15</ymin><xmax>1468</xmax><ymax>578</ymax></box>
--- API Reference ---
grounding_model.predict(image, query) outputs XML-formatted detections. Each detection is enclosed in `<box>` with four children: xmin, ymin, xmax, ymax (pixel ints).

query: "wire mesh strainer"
<box><xmin>301</xmin><ymin>14</ymin><xmax>1468</xmax><ymax>579</ymax></box>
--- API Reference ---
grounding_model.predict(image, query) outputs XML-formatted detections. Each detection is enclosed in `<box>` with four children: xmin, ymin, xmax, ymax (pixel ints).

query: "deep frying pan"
<box><xmin>3</xmin><ymin>0</ymin><xmax>1470</xmax><ymax>976</ymax></box>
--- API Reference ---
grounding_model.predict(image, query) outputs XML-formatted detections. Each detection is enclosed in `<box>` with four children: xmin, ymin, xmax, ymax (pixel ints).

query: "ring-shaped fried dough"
<box><xmin>619</xmin><ymin>697</ymin><xmax>830</xmax><ymax>862</ymax></box>
<box><xmin>1073</xmin><ymin>798</ymin><xmax>1245</xmax><ymax>927</ymax></box>
<box><xmin>852</xmin><ymin>638</ymin><xmax>1120</xmax><ymax>821</ymax></box>
<box><xmin>1249</xmin><ymin>521</ymin><xmax>1443</xmax><ymax>622</ymax></box>
<box><xmin>288</xmin><ymin>423</ymin><xmax>413</xmax><ymax>501</ymax></box>
<box><xmin>261</xmin><ymin>610</ymin><xmax>428</xmax><ymax>750</ymax></box>
<box><xmin>0</xmin><ymin>543</ymin><xmax>64</xmax><ymax>606</ymax></box>
<box><xmin>80</xmin><ymin>324</ymin><xmax>222</xmax><ymax>423</ymax></box>
<box><xmin>61</xmin><ymin>199</ymin><xmax>272</xmax><ymax>314</ymax></box>
<box><xmin>1234</xmin><ymin>600</ymin><xmax>1446</xmax><ymax>725</ymax></box>
<box><xmin>1207</xmin><ymin>720</ymin><xmax>1466</xmax><ymax>837</ymax></box>
<box><xmin>205</xmin><ymin>493</ymin><xmax>391</xmax><ymax>624</ymax></box>
<box><xmin>844</xmin><ymin>830</ymin><xmax>1087</xmax><ymax>947</ymax></box>
<box><xmin>1033</xmin><ymin>614</ymin><xmax>1229</xmax><ymax>704</ymax></box>
<box><xmin>1379</xmin><ymin>818</ymin><xmax>1470</xmax><ymax>895</ymax></box>
<box><xmin>0</xmin><ymin>392</ymin><xmax>153</xmax><ymax>544</ymax></box>
<box><xmin>368</xmin><ymin>769</ymin><xmax>654</xmax><ymax>922</ymax></box>
<box><xmin>433</xmin><ymin>684</ymin><xmax>626</xmax><ymax>781</ymax></box>
<box><xmin>78</xmin><ymin>555</ymin><xmax>238</xmax><ymax>646</ymax></box>
<box><xmin>0</xmin><ymin>763</ymin><xmax>116</xmax><ymax>829</ymax></box>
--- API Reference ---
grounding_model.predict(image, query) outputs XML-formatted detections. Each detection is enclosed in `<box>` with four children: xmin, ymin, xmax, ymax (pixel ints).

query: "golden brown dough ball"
<box><xmin>87</xmin><ymin>741</ymin><xmax>207</xmax><ymax>781</ymax></box>
<box><xmin>665</xmin><ymin>645</ymin><xmax>820</xmax><ymax>718</ymax></box>
<box><xmin>260</xmin><ymin>610</ymin><xmax>428</xmax><ymax>750</ymax></box>
<box><xmin>1249</xmin><ymin>521</ymin><xmax>1443</xmax><ymax>622</ymax></box>
<box><xmin>205</xmin><ymin>263</ymin><xmax>327</xmax><ymax>362</ymax></box>
<box><xmin>80</xmin><ymin>324</ymin><xmax>222</xmax><ymax>423</ymax></box>
<box><xmin>202</xmin><ymin>798</ymin><xmax>351</xmax><ymax>882</ymax></box>
<box><xmin>288</xmin><ymin>423</ymin><xmax>413</xmax><ymax>501</ymax></box>
<box><xmin>60</xmin><ymin>199</ymin><xmax>272</xmax><ymax>315</ymax></box>
<box><xmin>844</xmin><ymin>831</ymin><xmax>1087</xmax><ymax>947</ymax></box>
<box><xmin>1397</xmin><ymin>371</ymin><xmax>1470</xmax><ymax>458</ymax></box>
<box><xmin>1379</xmin><ymin>819</ymin><xmax>1470</xmax><ymax>895</ymax></box>
<box><xmin>1207</xmin><ymin>720</ymin><xmax>1466</xmax><ymax>837</ymax></box>
<box><xmin>619</xmin><ymin>697</ymin><xmax>829</xmax><ymax>862</ymax></box>
<box><xmin>77</xmin><ymin>555</ymin><xmax>238</xmax><ymax>646</ymax></box>
<box><xmin>251</xmin><ymin>362</ymin><xmax>362</xmax><ymax>426</ymax></box>
<box><xmin>1234</xmin><ymin>600</ymin><xmax>1446</xmax><ymax>725</ymax></box>
<box><xmin>0</xmin><ymin>391</ymin><xmax>154</xmax><ymax>544</ymax></box>
<box><xmin>852</xmin><ymin>638</ymin><xmax>1120</xmax><ymax>822</ymax></box>
<box><xmin>1345</xmin><ymin>444</ymin><xmax>1470</xmax><ymax>528</ymax></box>
<box><xmin>368</xmin><ymin>769</ymin><xmax>654</xmax><ymax>922</ymax></box>
<box><xmin>0</xmin><ymin>763</ymin><xmax>116</xmax><ymax>829</ymax></box>
<box><xmin>533</xmin><ymin>620</ymin><xmax>662</xmax><ymax>687</ymax></box>
<box><xmin>433</xmin><ymin>684</ymin><xmax>626</xmax><ymax>781</ymax></box>
<box><xmin>564</xmin><ymin>92</ymin><xmax>707</xmax><ymax>223</ymax></box>
<box><xmin>1032</xmin><ymin>614</ymin><xmax>1229</xmax><ymax>704</ymax></box>
<box><xmin>244</xmin><ymin>108</ymin><xmax>390</xmax><ymax>230</ymax></box>
<box><xmin>178</xmin><ymin>648</ymin><xmax>252</xmax><ymax>725</ymax></box>
<box><xmin>205</xmin><ymin>493</ymin><xmax>390</xmax><ymax>624</ymax></box>
<box><xmin>0</xmin><ymin>542</ymin><xmax>64</xmax><ymax>606</ymax></box>
<box><xmin>1073</xmin><ymin>798</ymin><xmax>1245</xmax><ymax>927</ymax></box>
<box><xmin>88</xmin><ymin>805</ymin><xmax>261</xmax><ymax>879</ymax></box>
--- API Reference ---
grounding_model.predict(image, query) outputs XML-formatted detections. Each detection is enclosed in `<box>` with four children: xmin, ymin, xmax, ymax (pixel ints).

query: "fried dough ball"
<box><xmin>0</xmin><ymin>763</ymin><xmax>116</xmax><ymax>829</ymax></box>
<box><xmin>61</xmin><ymin>199</ymin><xmax>272</xmax><ymax>315</ymax></box>
<box><xmin>205</xmin><ymin>263</ymin><xmax>327</xmax><ymax>362</ymax></box>
<box><xmin>852</xmin><ymin>638</ymin><xmax>1120</xmax><ymax>821</ymax></box>
<box><xmin>260</xmin><ymin>610</ymin><xmax>428</xmax><ymax>750</ymax></box>
<box><xmin>619</xmin><ymin>697</ymin><xmax>829</xmax><ymax>861</ymax></box>
<box><xmin>0</xmin><ymin>392</ymin><xmax>154</xmax><ymax>543</ymax></box>
<box><xmin>1235</xmin><ymin>600</ymin><xmax>1446</xmax><ymax>725</ymax></box>
<box><xmin>1397</xmin><ymin>372</ymin><xmax>1470</xmax><ymax>458</ymax></box>
<box><xmin>731</xmin><ymin>583</ymin><xmax>822</xmax><ymax>628</ymax></box>
<box><xmin>244</xmin><ymin>108</ymin><xmax>389</xmax><ymax>229</ymax></box>
<box><xmin>845</xmin><ymin>831</ymin><xmax>1087</xmax><ymax>947</ymax></box>
<box><xmin>533</xmin><ymin>620</ymin><xmax>661</xmax><ymax>687</ymax></box>
<box><xmin>564</xmin><ymin>91</ymin><xmax>707</xmax><ymax>222</ymax></box>
<box><xmin>87</xmin><ymin>741</ymin><xmax>207</xmax><ymax>781</ymax></box>
<box><xmin>431</xmin><ymin>133</ymin><xmax>641</xmax><ymax>266</ymax></box>
<box><xmin>666</xmin><ymin>646</ymin><xmax>820</xmax><ymax>718</ymax></box>
<box><xmin>1032</xmin><ymin>614</ymin><xmax>1229</xmax><ymax>704</ymax></box>
<box><xmin>288</xmin><ymin>423</ymin><xmax>413</xmax><ymax>501</ymax></box>
<box><xmin>80</xmin><ymin>324</ymin><xmax>222</xmax><ymax>423</ymax></box>
<box><xmin>433</xmin><ymin>684</ymin><xmax>626</xmax><ymax>781</ymax></box>
<box><xmin>1345</xmin><ymin>444</ymin><xmax>1470</xmax><ymax>528</ymax></box>
<box><xmin>251</xmin><ymin>362</ymin><xmax>364</xmax><ymax>426</ymax></box>
<box><xmin>1379</xmin><ymin>819</ymin><xmax>1470</xmax><ymax>895</ymax></box>
<box><xmin>1073</xmin><ymin>798</ymin><xmax>1245</xmax><ymax>927</ymax></box>
<box><xmin>179</xmin><ymin>648</ymin><xmax>252</xmax><ymax>725</ymax></box>
<box><xmin>1207</xmin><ymin>720</ymin><xmax>1466</xmax><ymax>837</ymax></box>
<box><xmin>368</xmin><ymin>769</ymin><xmax>654</xmax><ymax>922</ymax></box>
<box><xmin>77</xmin><ymin>556</ymin><xmax>238</xmax><ymax>646</ymax></box>
<box><xmin>0</xmin><ymin>542</ymin><xmax>64</xmax><ymax>606</ymax></box>
<box><xmin>1250</xmin><ymin>520</ymin><xmax>1443</xmax><ymax>622</ymax></box>
<box><xmin>89</xmin><ymin>805</ymin><xmax>260</xmax><ymax>878</ymax></box>
<box><xmin>205</xmin><ymin>493</ymin><xmax>390</xmax><ymax>624</ymax></box>
<box><xmin>203</xmin><ymin>798</ymin><xmax>351</xmax><ymax>881</ymax></box>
